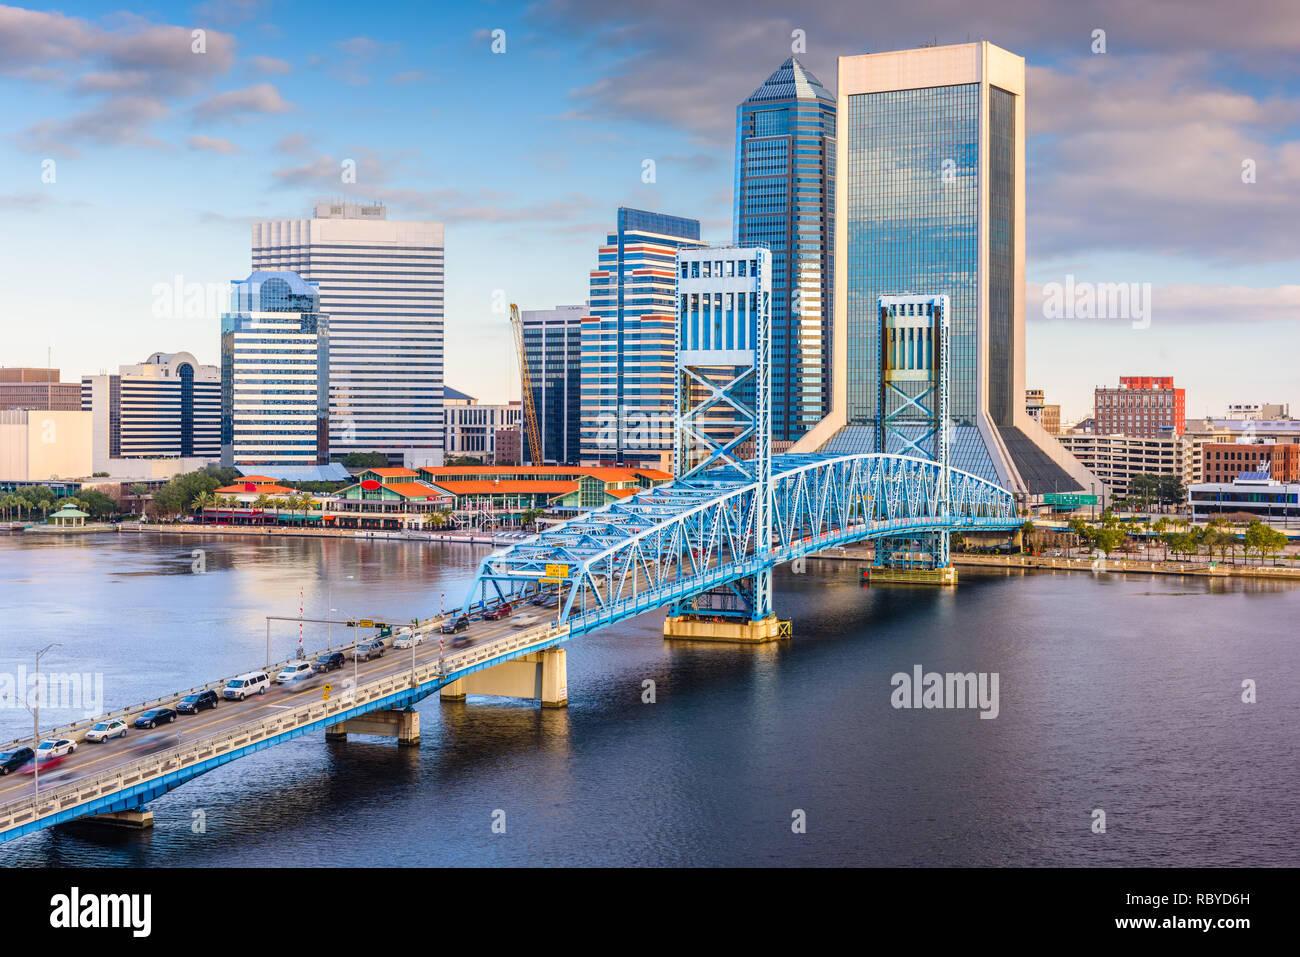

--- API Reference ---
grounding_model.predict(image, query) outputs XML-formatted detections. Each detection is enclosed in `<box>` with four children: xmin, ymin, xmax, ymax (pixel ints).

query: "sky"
<box><xmin>1</xmin><ymin>0</ymin><xmax>1297</xmax><ymax>423</ymax></box>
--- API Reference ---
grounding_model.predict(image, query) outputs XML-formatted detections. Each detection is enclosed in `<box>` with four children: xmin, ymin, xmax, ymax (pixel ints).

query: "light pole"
<box><xmin>327</xmin><ymin>575</ymin><xmax>353</xmax><ymax>650</ymax></box>
<box><xmin>33</xmin><ymin>642</ymin><xmax>61</xmax><ymax>797</ymax></box>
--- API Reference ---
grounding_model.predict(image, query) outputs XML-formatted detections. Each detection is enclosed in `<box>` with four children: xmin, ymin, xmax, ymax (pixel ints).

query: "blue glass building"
<box><xmin>734</xmin><ymin>58</ymin><xmax>835</xmax><ymax>445</ymax></box>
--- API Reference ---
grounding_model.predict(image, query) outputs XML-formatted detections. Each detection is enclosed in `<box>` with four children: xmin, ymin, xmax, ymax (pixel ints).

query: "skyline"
<box><xmin>1</xmin><ymin>1</ymin><xmax>1298</xmax><ymax>424</ymax></box>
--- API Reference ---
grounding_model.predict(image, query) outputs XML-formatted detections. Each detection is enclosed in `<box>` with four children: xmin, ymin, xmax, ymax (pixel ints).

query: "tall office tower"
<box><xmin>221</xmin><ymin>271</ymin><xmax>329</xmax><ymax>468</ymax></box>
<box><xmin>1094</xmin><ymin>376</ymin><xmax>1185</xmax><ymax>438</ymax></box>
<box><xmin>734</xmin><ymin>57</ymin><xmax>835</xmax><ymax>447</ymax></box>
<box><xmin>795</xmin><ymin>41</ymin><xmax>1097</xmax><ymax>497</ymax></box>
<box><xmin>252</xmin><ymin>202</ymin><xmax>444</xmax><ymax>467</ymax></box>
<box><xmin>521</xmin><ymin>305</ymin><xmax>585</xmax><ymax>465</ymax></box>
<box><xmin>580</xmin><ymin>208</ymin><xmax>706</xmax><ymax>469</ymax></box>
<box><xmin>81</xmin><ymin>352</ymin><xmax>221</xmax><ymax>471</ymax></box>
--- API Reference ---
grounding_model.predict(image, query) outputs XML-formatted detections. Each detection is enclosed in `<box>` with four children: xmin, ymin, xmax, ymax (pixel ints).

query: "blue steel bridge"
<box><xmin>0</xmin><ymin>449</ymin><xmax>1018</xmax><ymax>846</ymax></box>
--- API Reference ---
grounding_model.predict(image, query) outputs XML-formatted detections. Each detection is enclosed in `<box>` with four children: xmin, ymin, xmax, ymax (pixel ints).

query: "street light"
<box><xmin>33</xmin><ymin>642</ymin><xmax>62</xmax><ymax>798</ymax></box>
<box><xmin>327</xmin><ymin>575</ymin><xmax>354</xmax><ymax>650</ymax></box>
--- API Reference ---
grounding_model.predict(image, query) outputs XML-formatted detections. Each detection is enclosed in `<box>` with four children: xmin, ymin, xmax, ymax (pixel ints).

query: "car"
<box><xmin>177</xmin><ymin>689</ymin><xmax>219</xmax><ymax>714</ymax></box>
<box><xmin>0</xmin><ymin>747</ymin><xmax>34</xmax><ymax>775</ymax></box>
<box><xmin>134</xmin><ymin>708</ymin><xmax>178</xmax><ymax>729</ymax></box>
<box><xmin>35</xmin><ymin>738</ymin><xmax>77</xmax><ymax>759</ymax></box>
<box><xmin>483</xmin><ymin>602</ymin><xmax>513</xmax><ymax>621</ymax></box>
<box><xmin>440</xmin><ymin>616</ymin><xmax>469</xmax><ymax>634</ymax></box>
<box><xmin>276</xmin><ymin>661</ymin><xmax>315</xmax><ymax>684</ymax></box>
<box><xmin>312</xmin><ymin>651</ymin><xmax>346</xmax><ymax>673</ymax></box>
<box><xmin>352</xmin><ymin>638</ymin><xmax>385</xmax><ymax>661</ymax></box>
<box><xmin>451</xmin><ymin>631</ymin><xmax>473</xmax><ymax>648</ymax></box>
<box><xmin>22</xmin><ymin>752</ymin><xmax>67</xmax><ymax>775</ymax></box>
<box><xmin>85</xmin><ymin>719</ymin><xmax>129</xmax><ymax>742</ymax></box>
<box><xmin>393</xmin><ymin>632</ymin><xmax>424</xmax><ymax>649</ymax></box>
<box><xmin>222</xmin><ymin>672</ymin><xmax>270</xmax><ymax>701</ymax></box>
<box><xmin>541</xmin><ymin>594</ymin><xmax>560</xmax><ymax>609</ymax></box>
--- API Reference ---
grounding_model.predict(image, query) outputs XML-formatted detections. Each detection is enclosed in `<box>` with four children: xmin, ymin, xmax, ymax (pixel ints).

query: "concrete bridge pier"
<box><xmin>662</xmin><ymin>575</ymin><xmax>791</xmax><ymax>643</ymax></box>
<box><xmin>662</xmin><ymin>614</ymin><xmax>791</xmax><ymax>643</ymax></box>
<box><xmin>90</xmin><ymin>806</ymin><xmax>155</xmax><ymax>830</ymax></box>
<box><xmin>439</xmin><ymin>648</ymin><xmax>567</xmax><ymax>708</ymax></box>
<box><xmin>866</xmin><ymin>531</ymin><xmax>958</xmax><ymax>586</ymax></box>
<box><xmin>326</xmin><ymin>707</ymin><xmax>421</xmax><ymax>746</ymax></box>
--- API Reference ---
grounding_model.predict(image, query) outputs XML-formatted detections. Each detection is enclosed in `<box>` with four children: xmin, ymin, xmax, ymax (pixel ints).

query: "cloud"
<box><xmin>187</xmin><ymin>134</ymin><xmax>241</xmax><ymax>153</ymax></box>
<box><xmin>19</xmin><ymin>96</ymin><xmax>171</xmax><ymax>155</ymax></box>
<box><xmin>194</xmin><ymin>0</ymin><xmax>271</xmax><ymax>26</ymax></box>
<box><xmin>248</xmin><ymin>54</ymin><xmax>291</xmax><ymax>75</ymax></box>
<box><xmin>191</xmin><ymin>82</ymin><xmax>294</xmax><ymax>122</ymax></box>
<box><xmin>274</xmin><ymin>131</ymin><xmax>315</xmax><ymax>154</ymax></box>
<box><xmin>389</xmin><ymin>70</ymin><xmax>425</xmax><ymax>85</ymax></box>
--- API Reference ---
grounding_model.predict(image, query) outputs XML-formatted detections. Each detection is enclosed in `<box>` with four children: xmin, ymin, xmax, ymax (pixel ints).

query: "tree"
<box><xmin>1092</xmin><ymin>527</ymin><xmax>1126</xmax><ymax>556</ymax></box>
<box><xmin>1019</xmin><ymin>520</ymin><xmax>1036</xmax><ymax>554</ymax></box>
<box><xmin>342</xmin><ymin>451</ymin><xmax>391</xmax><ymax>468</ymax></box>
<box><xmin>253</xmin><ymin>493</ymin><xmax>271</xmax><ymax>524</ymax></box>
<box><xmin>191</xmin><ymin>490</ymin><xmax>215</xmax><ymax>522</ymax></box>
<box><xmin>1157</xmin><ymin>474</ymin><xmax>1186</xmax><ymax>512</ymax></box>
<box><xmin>521</xmin><ymin>508</ymin><xmax>544</xmax><ymax>531</ymax></box>
<box><xmin>1128</xmin><ymin>474</ymin><xmax>1158</xmax><ymax>512</ymax></box>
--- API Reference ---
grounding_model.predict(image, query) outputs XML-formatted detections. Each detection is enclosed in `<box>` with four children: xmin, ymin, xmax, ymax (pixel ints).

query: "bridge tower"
<box><xmin>663</xmin><ymin>245</ymin><xmax>786</xmax><ymax>641</ymax></box>
<box><xmin>870</xmin><ymin>294</ymin><xmax>956</xmax><ymax>584</ymax></box>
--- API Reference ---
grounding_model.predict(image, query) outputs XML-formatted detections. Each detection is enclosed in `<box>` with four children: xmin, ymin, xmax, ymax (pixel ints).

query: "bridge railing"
<box><xmin>0</xmin><ymin>620</ymin><xmax>568</xmax><ymax>838</ymax></box>
<box><xmin>0</xmin><ymin>616</ymin><xmax>447</xmax><ymax>754</ymax></box>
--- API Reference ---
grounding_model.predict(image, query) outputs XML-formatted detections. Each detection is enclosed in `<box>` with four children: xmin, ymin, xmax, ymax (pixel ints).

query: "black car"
<box><xmin>0</xmin><ymin>747</ymin><xmax>34</xmax><ymax>776</ymax></box>
<box><xmin>312</xmin><ymin>651</ymin><xmax>346</xmax><ymax>673</ymax></box>
<box><xmin>135</xmin><ymin>707</ymin><xmax>178</xmax><ymax>729</ymax></box>
<box><xmin>177</xmin><ymin>689</ymin><xmax>219</xmax><ymax>714</ymax></box>
<box><xmin>440</xmin><ymin>615</ymin><xmax>469</xmax><ymax>634</ymax></box>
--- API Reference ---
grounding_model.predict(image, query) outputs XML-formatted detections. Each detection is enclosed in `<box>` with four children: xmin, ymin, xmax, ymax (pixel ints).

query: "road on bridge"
<box><xmin>0</xmin><ymin>604</ymin><xmax>558</xmax><ymax>812</ymax></box>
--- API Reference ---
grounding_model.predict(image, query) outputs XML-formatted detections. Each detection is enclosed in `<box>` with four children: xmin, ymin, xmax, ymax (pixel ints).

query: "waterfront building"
<box><xmin>1056</xmin><ymin>432</ymin><xmax>1197</xmax><ymax>501</ymax></box>
<box><xmin>1190</xmin><ymin>472</ymin><xmax>1300</xmax><ymax>525</ymax></box>
<box><xmin>252</xmin><ymin>202</ymin><xmax>445</xmax><ymax>467</ymax></box>
<box><xmin>220</xmin><ymin>271</ymin><xmax>330</xmax><ymax>469</ymax></box>
<box><xmin>734</xmin><ymin>58</ymin><xmax>835</xmax><ymax>445</ymax></box>
<box><xmin>0</xmin><ymin>409</ymin><xmax>92</xmax><ymax>481</ymax></box>
<box><xmin>80</xmin><ymin>352</ymin><xmax>220</xmax><ymax>474</ymax></box>
<box><xmin>0</xmin><ymin>368</ymin><xmax>81</xmax><ymax>412</ymax></box>
<box><xmin>494</xmin><ymin>427</ymin><xmax>521</xmax><ymax>466</ymax></box>
<box><xmin>521</xmin><ymin>305</ymin><xmax>585</xmax><ymax>464</ymax></box>
<box><xmin>418</xmin><ymin>464</ymin><xmax>670</xmax><ymax>514</ymax></box>
<box><xmin>1201</xmin><ymin>441</ymin><xmax>1299</xmax><ymax>484</ymax></box>
<box><xmin>1094</xmin><ymin>376</ymin><xmax>1185</xmax><ymax>438</ymax></box>
<box><xmin>442</xmin><ymin>388</ymin><xmax>522</xmax><ymax>461</ymax></box>
<box><xmin>580</xmin><ymin>208</ymin><xmax>707</xmax><ymax>469</ymax></box>
<box><xmin>794</xmin><ymin>41</ymin><xmax>1097</xmax><ymax>499</ymax></box>
<box><xmin>1185</xmin><ymin>415</ymin><xmax>1300</xmax><ymax>449</ymax></box>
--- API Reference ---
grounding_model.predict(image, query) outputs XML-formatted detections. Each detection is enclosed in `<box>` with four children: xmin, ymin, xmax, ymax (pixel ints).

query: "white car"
<box><xmin>85</xmin><ymin>719</ymin><xmax>128</xmax><ymax>743</ymax></box>
<box><xmin>393</xmin><ymin>632</ymin><xmax>424</xmax><ymax>649</ymax></box>
<box><xmin>36</xmin><ymin>738</ymin><xmax>77</xmax><ymax>758</ymax></box>
<box><xmin>275</xmin><ymin>661</ymin><xmax>315</xmax><ymax>684</ymax></box>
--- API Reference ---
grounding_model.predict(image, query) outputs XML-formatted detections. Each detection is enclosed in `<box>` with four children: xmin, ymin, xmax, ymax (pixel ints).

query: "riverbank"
<box><xmin>132</xmin><ymin>522</ymin><xmax>513</xmax><ymax>546</ymax></box>
<box><xmin>810</xmin><ymin>545</ymin><xmax>1300</xmax><ymax>581</ymax></box>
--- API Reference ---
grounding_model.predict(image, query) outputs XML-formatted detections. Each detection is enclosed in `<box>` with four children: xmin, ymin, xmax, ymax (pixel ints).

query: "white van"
<box><xmin>222</xmin><ymin>672</ymin><xmax>270</xmax><ymax>701</ymax></box>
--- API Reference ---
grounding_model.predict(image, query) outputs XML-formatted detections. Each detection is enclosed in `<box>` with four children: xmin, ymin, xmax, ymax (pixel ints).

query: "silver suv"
<box><xmin>352</xmin><ymin>639</ymin><xmax>385</xmax><ymax>661</ymax></box>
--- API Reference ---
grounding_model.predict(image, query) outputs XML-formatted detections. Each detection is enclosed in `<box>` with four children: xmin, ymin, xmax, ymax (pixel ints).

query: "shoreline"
<box><xmin>127</xmin><ymin>522</ymin><xmax>514</xmax><ymax>546</ymax></box>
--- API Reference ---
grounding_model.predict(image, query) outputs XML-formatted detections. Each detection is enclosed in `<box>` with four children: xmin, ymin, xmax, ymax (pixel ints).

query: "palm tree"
<box><xmin>253</xmin><ymin>493</ymin><xmax>271</xmax><ymax>525</ymax></box>
<box><xmin>191</xmin><ymin>490</ymin><xmax>215</xmax><ymax>523</ymax></box>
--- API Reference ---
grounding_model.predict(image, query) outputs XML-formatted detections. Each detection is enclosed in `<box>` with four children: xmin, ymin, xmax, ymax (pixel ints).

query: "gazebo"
<box><xmin>49</xmin><ymin>506</ymin><xmax>88</xmax><ymax>527</ymax></box>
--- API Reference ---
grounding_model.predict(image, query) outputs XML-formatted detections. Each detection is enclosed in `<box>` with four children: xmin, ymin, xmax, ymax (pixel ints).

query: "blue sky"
<box><xmin>2</xmin><ymin>0</ymin><xmax>1298</xmax><ymax>422</ymax></box>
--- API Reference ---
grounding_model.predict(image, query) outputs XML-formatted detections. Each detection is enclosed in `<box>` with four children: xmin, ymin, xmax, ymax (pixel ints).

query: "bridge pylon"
<box><xmin>663</xmin><ymin>244</ymin><xmax>789</xmax><ymax>642</ymax></box>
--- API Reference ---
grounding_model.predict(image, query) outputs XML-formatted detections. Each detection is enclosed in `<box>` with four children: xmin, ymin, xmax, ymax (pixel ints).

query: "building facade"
<box><xmin>1025</xmin><ymin>389</ymin><xmax>1061</xmax><ymax>435</ymax></box>
<box><xmin>1094</xmin><ymin>376</ymin><xmax>1185</xmax><ymax>438</ymax></box>
<box><xmin>252</xmin><ymin>202</ymin><xmax>445</xmax><ymax>467</ymax></box>
<box><xmin>794</xmin><ymin>41</ymin><xmax>1097</xmax><ymax>498</ymax></box>
<box><xmin>734</xmin><ymin>57</ymin><xmax>835</xmax><ymax>445</ymax></box>
<box><xmin>521</xmin><ymin>305</ymin><xmax>585</xmax><ymax>465</ymax></box>
<box><xmin>580</xmin><ymin>208</ymin><xmax>706</xmax><ymax>468</ymax></box>
<box><xmin>0</xmin><ymin>368</ymin><xmax>81</xmax><ymax>412</ymax></box>
<box><xmin>1201</xmin><ymin>441</ymin><xmax>1299</xmax><ymax>484</ymax></box>
<box><xmin>442</xmin><ymin>387</ymin><xmax>521</xmax><ymax>461</ymax></box>
<box><xmin>221</xmin><ymin>271</ymin><xmax>330</xmax><ymax>468</ymax></box>
<box><xmin>80</xmin><ymin>352</ymin><xmax>220</xmax><ymax>472</ymax></box>
<box><xmin>1056</xmin><ymin>432</ymin><xmax>1196</xmax><ymax>501</ymax></box>
<box><xmin>1190</xmin><ymin>473</ymin><xmax>1300</xmax><ymax>524</ymax></box>
<box><xmin>0</xmin><ymin>410</ymin><xmax>92</xmax><ymax>481</ymax></box>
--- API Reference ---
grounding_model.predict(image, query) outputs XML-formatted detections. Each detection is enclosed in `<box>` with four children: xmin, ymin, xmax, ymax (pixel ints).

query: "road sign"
<box><xmin>1044</xmin><ymin>493</ymin><xmax>1098</xmax><ymax>506</ymax></box>
<box><xmin>322</xmin><ymin>683</ymin><xmax>332</xmax><ymax>701</ymax></box>
<box><xmin>544</xmin><ymin>563</ymin><xmax>570</xmax><ymax>580</ymax></box>
<box><xmin>358</xmin><ymin>618</ymin><xmax>374</xmax><ymax>627</ymax></box>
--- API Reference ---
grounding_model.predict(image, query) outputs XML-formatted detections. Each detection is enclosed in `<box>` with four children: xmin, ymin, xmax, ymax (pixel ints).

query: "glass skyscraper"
<box><xmin>522</xmin><ymin>305</ymin><xmax>585</xmax><ymax>465</ymax></box>
<box><xmin>579</xmin><ymin>208</ymin><xmax>705</xmax><ymax>468</ymax></box>
<box><xmin>797</xmin><ymin>42</ymin><xmax>1096</xmax><ymax>497</ymax></box>
<box><xmin>734</xmin><ymin>57</ymin><xmax>835</xmax><ymax>445</ymax></box>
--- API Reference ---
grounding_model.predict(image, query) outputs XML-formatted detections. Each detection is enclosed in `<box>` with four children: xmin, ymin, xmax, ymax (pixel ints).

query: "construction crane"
<box><xmin>509</xmin><ymin>303</ymin><xmax>544</xmax><ymax>465</ymax></box>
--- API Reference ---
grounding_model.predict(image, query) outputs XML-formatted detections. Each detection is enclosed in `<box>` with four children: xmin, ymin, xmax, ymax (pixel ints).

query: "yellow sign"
<box><xmin>544</xmin><ymin>564</ymin><xmax>570</xmax><ymax>580</ymax></box>
<box><xmin>322</xmin><ymin>683</ymin><xmax>333</xmax><ymax>701</ymax></box>
<box><xmin>358</xmin><ymin>618</ymin><xmax>374</xmax><ymax>627</ymax></box>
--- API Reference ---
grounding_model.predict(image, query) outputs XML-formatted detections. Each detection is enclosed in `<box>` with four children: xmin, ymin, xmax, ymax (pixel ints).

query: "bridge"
<box><xmin>0</xmin><ymin>276</ymin><xmax>1021</xmax><ymax>844</ymax></box>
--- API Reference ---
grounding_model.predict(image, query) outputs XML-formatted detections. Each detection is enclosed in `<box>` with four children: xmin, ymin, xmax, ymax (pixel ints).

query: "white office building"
<box><xmin>252</xmin><ymin>202</ymin><xmax>444</xmax><ymax>467</ymax></box>
<box><xmin>443</xmin><ymin>388</ymin><xmax>522</xmax><ymax>459</ymax></box>
<box><xmin>81</xmin><ymin>352</ymin><xmax>220</xmax><ymax>473</ymax></box>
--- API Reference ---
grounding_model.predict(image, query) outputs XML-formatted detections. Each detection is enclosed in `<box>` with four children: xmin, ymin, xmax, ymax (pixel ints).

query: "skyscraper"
<box><xmin>221</xmin><ymin>271</ymin><xmax>329</xmax><ymax>468</ymax></box>
<box><xmin>734</xmin><ymin>57</ymin><xmax>835</xmax><ymax>446</ymax></box>
<box><xmin>521</xmin><ymin>304</ymin><xmax>585</xmax><ymax>465</ymax></box>
<box><xmin>795</xmin><ymin>41</ymin><xmax>1096</xmax><ymax>497</ymax></box>
<box><xmin>580</xmin><ymin>208</ymin><xmax>706</xmax><ymax>468</ymax></box>
<box><xmin>252</xmin><ymin>202</ymin><xmax>444</xmax><ymax>467</ymax></box>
